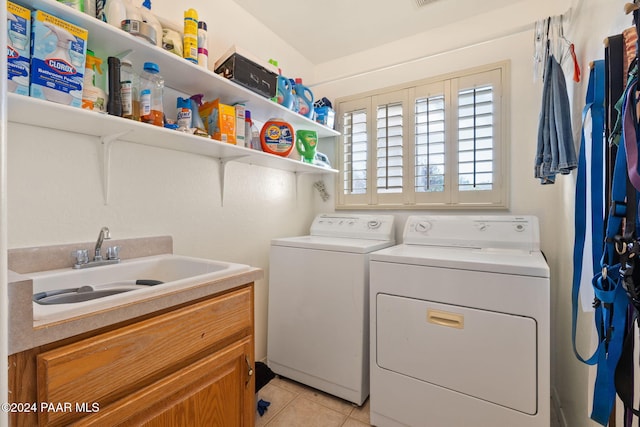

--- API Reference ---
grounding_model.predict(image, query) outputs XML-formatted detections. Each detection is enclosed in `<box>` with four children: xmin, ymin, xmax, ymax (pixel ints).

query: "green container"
<box><xmin>296</xmin><ymin>130</ymin><xmax>318</xmax><ymax>164</ymax></box>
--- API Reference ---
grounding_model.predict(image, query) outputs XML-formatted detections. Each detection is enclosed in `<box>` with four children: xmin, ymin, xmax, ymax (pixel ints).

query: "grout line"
<box><xmin>263</xmin><ymin>377</ymin><xmax>370</xmax><ymax>426</ymax></box>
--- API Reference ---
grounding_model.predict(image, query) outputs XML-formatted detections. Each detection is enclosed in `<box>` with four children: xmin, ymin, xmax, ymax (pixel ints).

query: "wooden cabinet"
<box><xmin>9</xmin><ymin>284</ymin><xmax>255</xmax><ymax>427</ymax></box>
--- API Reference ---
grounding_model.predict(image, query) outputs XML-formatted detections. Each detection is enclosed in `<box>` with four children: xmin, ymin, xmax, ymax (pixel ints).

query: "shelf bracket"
<box><xmin>294</xmin><ymin>172</ymin><xmax>301</xmax><ymax>204</ymax></box>
<box><xmin>218</xmin><ymin>155</ymin><xmax>250</xmax><ymax>206</ymax></box>
<box><xmin>99</xmin><ymin>131</ymin><xmax>131</xmax><ymax>205</ymax></box>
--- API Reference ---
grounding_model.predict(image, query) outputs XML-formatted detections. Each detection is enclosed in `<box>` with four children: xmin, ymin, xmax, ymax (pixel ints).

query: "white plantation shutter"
<box><xmin>343</xmin><ymin>109</ymin><xmax>368</xmax><ymax>194</ymax></box>
<box><xmin>412</xmin><ymin>81</ymin><xmax>449</xmax><ymax>205</ymax></box>
<box><xmin>376</xmin><ymin>102</ymin><xmax>404</xmax><ymax>194</ymax></box>
<box><xmin>414</xmin><ymin>95</ymin><xmax>446</xmax><ymax>193</ymax></box>
<box><xmin>338</xmin><ymin>98</ymin><xmax>370</xmax><ymax>206</ymax></box>
<box><xmin>372</xmin><ymin>90</ymin><xmax>408</xmax><ymax>205</ymax></box>
<box><xmin>457</xmin><ymin>85</ymin><xmax>494</xmax><ymax>191</ymax></box>
<box><xmin>336</xmin><ymin>63</ymin><xmax>508</xmax><ymax>209</ymax></box>
<box><xmin>453</xmin><ymin>69</ymin><xmax>504</xmax><ymax>205</ymax></box>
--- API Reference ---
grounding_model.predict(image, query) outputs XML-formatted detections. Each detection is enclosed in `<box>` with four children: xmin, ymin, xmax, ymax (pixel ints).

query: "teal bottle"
<box><xmin>276</xmin><ymin>75</ymin><xmax>294</xmax><ymax>109</ymax></box>
<box><xmin>293</xmin><ymin>78</ymin><xmax>314</xmax><ymax>118</ymax></box>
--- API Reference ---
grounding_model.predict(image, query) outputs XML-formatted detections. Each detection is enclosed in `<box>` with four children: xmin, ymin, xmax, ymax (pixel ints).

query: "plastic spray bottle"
<box><xmin>189</xmin><ymin>94</ymin><xmax>206</xmax><ymax>133</ymax></box>
<box><xmin>183</xmin><ymin>9</ymin><xmax>198</xmax><ymax>64</ymax></box>
<box><xmin>82</xmin><ymin>50</ymin><xmax>107</xmax><ymax>113</ymax></box>
<box><xmin>245</xmin><ymin>111</ymin><xmax>261</xmax><ymax>150</ymax></box>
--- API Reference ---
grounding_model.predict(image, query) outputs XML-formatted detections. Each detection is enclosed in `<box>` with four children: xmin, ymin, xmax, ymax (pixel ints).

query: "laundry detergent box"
<box><xmin>30</xmin><ymin>10</ymin><xmax>87</xmax><ymax>107</ymax></box>
<box><xmin>7</xmin><ymin>1</ymin><xmax>31</xmax><ymax>96</ymax></box>
<box><xmin>199</xmin><ymin>98</ymin><xmax>236</xmax><ymax>144</ymax></box>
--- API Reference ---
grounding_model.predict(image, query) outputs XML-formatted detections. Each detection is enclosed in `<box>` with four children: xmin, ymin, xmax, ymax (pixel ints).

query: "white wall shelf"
<box><xmin>9</xmin><ymin>0</ymin><xmax>339</xmax><ymax>204</ymax></box>
<box><xmin>9</xmin><ymin>94</ymin><xmax>338</xmax><ymax>204</ymax></box>
<box><xmin>11</xmin><ymin>0</ymin><xmax>340</xmax><ymax>139</ymax></box>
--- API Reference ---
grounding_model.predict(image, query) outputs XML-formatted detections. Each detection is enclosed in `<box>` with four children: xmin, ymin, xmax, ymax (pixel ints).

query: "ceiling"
<box><xmin>230</xmin><ymin>0</ymin><xmax>523</xmax><ymax>64</ymax></box>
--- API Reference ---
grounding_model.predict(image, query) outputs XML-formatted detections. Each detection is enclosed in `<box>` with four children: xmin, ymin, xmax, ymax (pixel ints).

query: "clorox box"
<box><xmin>7</xmin><ymin>1</ymin><xmax>31</xmax><ymax>96</ymax></box>
<box><xmin>30</xmin><ymin>10</ymin><xmax>87</xmax><ymax>107</ymax></box>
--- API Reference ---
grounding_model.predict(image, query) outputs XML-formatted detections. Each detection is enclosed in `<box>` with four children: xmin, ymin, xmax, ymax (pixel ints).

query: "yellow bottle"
<box><xmin>183</xmin><ymin>9</ymin><xmax>198</xmax><ymax>64</ymax></box>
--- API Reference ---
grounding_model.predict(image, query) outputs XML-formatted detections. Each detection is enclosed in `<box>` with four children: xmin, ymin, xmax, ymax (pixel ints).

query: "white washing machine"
<box><xmin>369</xmin><ymin>215</ymin><xmax>550</xmax><ymax>427</ymax></box>
<box><xmin>267</xmin><ymin>213</ymin><xmax>395</xmax><ymax>405</ymax></box>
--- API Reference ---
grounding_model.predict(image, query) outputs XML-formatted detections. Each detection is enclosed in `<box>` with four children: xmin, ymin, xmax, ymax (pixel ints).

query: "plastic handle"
<box><xmin>427</xmin><ymin>309</ymin><xmax>464</xmax><ymax>329</ymax></box>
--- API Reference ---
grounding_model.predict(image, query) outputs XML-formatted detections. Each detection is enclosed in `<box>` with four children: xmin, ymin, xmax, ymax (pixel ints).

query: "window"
<box><xmin>336</xmin><ymin>62</ymin><xmax>509</xmax><ymax>209</ymax></box>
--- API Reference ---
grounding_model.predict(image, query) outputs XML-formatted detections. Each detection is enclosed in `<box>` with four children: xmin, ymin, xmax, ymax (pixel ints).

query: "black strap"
<box><xmin>615</xmin><ymin>309</ymin><xmax>639</xmax><ymax>418</ymax></box>
<box><xmin>606</xmin><ymin>35</ymin><xmax>625</xmax><ymax>215</ymax></box>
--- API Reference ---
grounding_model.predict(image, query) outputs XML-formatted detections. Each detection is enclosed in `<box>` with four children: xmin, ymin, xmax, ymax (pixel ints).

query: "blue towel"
<box><xmin>257</xmin><ymin>399</ymin><xmax>271</xmax><ymax>416</ymax></box>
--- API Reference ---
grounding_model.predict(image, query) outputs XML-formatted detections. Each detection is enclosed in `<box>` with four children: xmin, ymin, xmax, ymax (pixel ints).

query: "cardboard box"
<box><xmin>214</xmin><ymin>46</ymin><xmax>277</xmax><ymax>99</ymax></box>
<box><xmin>315</xmin><ymin>106</ymin><xmax>335</xmax><ymax>129</ymax></box>
<box><xmin>7</xmin><ymin>1</ymin><xmax>31</xmax><ymax>96</ymax></box>
<box><xmin>30</xmin><ymin>10</ymin><xmax>88</xmax><ymax>107</ymax></box>
<box><xmin>199</xmin><ymin>98</ymin><xmax>236</xmax><ymax>144</ymax></box>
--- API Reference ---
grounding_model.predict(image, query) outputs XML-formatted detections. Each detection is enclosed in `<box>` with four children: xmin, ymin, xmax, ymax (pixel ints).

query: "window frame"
<box><xmin>335</xmin><ymin>61</ymin><xmax>510</xmax><ymax>210</ymax></box>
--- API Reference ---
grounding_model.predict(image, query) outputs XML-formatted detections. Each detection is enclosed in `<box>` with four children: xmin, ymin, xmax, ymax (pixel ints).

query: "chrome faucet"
<box><xmin>93</xmin><ymin>227</ymin><xmax>111</xmax><ymax>261</ymax></box>
<box><xmin>72</xmin><ymin>226</ymin><xmax>121</xmax><ymax>269</ymax></box>
<box><xmin>94</xmin><ymin>226</ymin><xmax>111</xmax><ymax>261</ymax></box>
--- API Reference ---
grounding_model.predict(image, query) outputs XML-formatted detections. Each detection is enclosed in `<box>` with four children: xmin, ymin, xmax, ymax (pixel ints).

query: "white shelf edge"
<box><xmin>8</xmin><ymin>93</ymin><xmax>338</xmax><ymax>176</ymax></box>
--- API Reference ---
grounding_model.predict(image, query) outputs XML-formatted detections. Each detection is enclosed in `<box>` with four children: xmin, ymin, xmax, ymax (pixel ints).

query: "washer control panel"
<box><xmin>310</xmin><ymin>214</ymin><xmax>395</xmax><ymax>240</ymax></box>
<box><xmin>403</xmin><ymin>215</ymin><xmax>540</xmax><ymax>251</ymax></box>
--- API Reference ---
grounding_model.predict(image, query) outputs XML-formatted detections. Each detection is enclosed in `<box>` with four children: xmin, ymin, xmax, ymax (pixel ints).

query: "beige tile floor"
<box><xmin>256</xmin><ymin>376</ymin><xmax>370</xmax><ymax>427</ymax></box>
<box><xmin>256</xmin><ymin>376</ymin><xmax>563</xmax><ymax>427</ymax></box>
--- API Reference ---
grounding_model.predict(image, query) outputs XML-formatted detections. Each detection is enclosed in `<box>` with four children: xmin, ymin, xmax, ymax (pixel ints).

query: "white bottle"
<box><xmin>123</xmin><ymin>0</ymin><xmax>141</xmax><ymax>21</ymax></box>
<box><xmin>83</xmin><ymin>0</ymin><xmax>96</xmax><ymax>18</ymax></box>
<box><xmin>120</xmin><ymin>59</ymin><xmax>140</xmax><ymax>120</ymax></box>
<box><xmin>105</xmin><ymin>0</ymin><xmax>126</xmax><ymax>28</ymax></box>
<box><xmin>197</xmin><ymin>21</ymin><xmax>208</xmax><ymax>67</ymax></box>
<box><xmin>141</xmin><ymin>0</ymin><xmax>162</xmax><ymax>48</ymax></box>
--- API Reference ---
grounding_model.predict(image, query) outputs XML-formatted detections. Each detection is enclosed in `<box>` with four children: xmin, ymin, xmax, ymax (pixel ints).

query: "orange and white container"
<box><xmin>260</xmin><ymin>119</ymin><xmax>294</xmax><ymax>156</ymax></box>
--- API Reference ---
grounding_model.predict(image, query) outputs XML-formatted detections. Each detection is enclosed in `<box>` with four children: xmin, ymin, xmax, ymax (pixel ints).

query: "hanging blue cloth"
<box><xmin>535</xmin><ymin>54</ymin><xmax>578</xmax><ymax>184</ymax></box>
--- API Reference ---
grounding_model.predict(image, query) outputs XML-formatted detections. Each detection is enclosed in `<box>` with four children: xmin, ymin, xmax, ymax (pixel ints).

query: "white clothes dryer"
<box><xmin>369</xmin><ymin>215</ymin><xmax>550</xmax><ymax>427</ymax></box>
<box><xmin>268</xmin><ymin>214</ymin><xmax>395</xmax><ymax>405</ymax></box>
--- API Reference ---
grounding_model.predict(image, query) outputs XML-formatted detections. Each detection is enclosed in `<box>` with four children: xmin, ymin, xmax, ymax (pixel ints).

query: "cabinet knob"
<box><xmin>245</xmin><ymin>355</ymin><xmax>253</xmax><ymax>386</ymax></box>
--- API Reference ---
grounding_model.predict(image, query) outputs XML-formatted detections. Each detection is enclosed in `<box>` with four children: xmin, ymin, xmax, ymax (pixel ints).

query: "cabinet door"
<box><xmin>73</xmin><ymin>337</ymin><xmax>255</xmax><ymax>427</ymax></box>
<box><xmin>37</xmin><ymin>286</ymin><xmax>253</xmax><ymax>426</ymax></box>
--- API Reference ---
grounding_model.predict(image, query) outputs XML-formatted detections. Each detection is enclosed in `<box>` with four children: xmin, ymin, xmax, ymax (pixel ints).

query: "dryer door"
<box><xmin>376</xmin><ymin>294</ymin><xmax>537</xmax><ymax>414</ymax></box>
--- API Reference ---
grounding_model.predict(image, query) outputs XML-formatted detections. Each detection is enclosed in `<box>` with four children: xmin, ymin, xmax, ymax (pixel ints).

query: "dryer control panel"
<box><xmin>403</xmin><ymin>215</ymin><xmax>540</xmax><ymax>252</ymax></box>
<box><xmin>310</xmin><ymin>214</ymin><xmax>395</xmax><ymax>241</ymax></box>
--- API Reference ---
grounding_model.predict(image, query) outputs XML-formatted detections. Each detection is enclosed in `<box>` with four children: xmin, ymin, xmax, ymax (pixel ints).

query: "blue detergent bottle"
<box><xmin>293</xmin><ymin>78</ymin><xmax>314</xmax><ymax>118</ymax></box>
<box><xmin>276</xmin><ymin>75</ymin><xmax>293</xmax><ymax>109</ymax></box>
